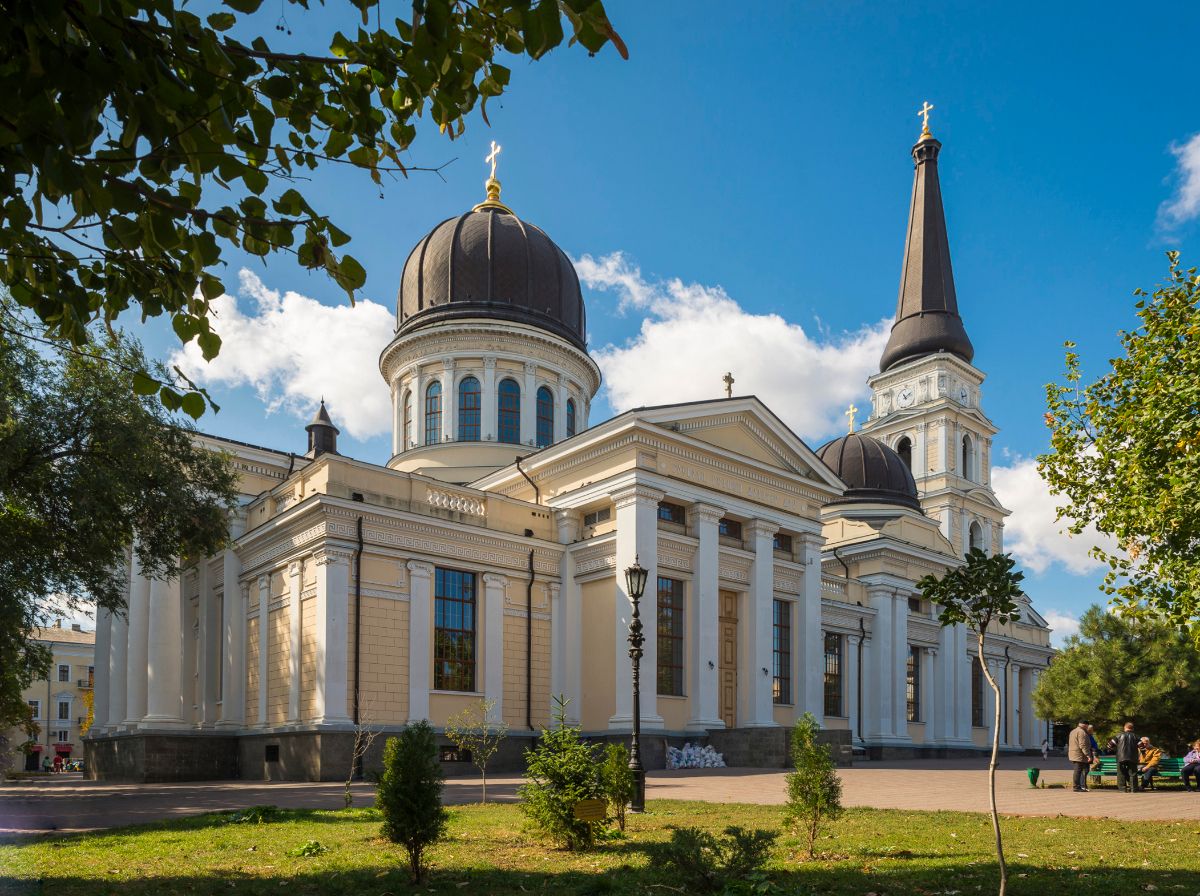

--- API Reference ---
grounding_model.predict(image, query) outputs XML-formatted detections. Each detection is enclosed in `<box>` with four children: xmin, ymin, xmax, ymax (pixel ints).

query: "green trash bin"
<box><xmin>1027</xmin><ymin>767</ymin><xmax>1040</xmax><ymax>787</ymax></box>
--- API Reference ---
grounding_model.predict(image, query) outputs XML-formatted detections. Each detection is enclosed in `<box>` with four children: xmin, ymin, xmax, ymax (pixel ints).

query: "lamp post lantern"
<box><xmin>624</xmin><ymin>556</ymin><xmax>649</xmax><ymax>813</ymax></box>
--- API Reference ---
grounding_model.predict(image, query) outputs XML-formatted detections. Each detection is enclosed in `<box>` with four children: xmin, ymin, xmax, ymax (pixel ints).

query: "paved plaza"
<box><xmin>4</xmin><ymin>756</ymin><xmax>1200</xmax><ymax>837</ymax></box>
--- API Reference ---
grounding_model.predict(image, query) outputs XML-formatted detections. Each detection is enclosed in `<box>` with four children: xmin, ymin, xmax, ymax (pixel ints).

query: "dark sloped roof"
<box><xmin>816</xmin><ymin>432</ymin><xmax>921</xmax><ymax>511</ymax></box>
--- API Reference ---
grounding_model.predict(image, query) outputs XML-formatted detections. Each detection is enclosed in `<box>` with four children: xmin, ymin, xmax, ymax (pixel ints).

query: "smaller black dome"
<box><xmin>817</xmin><ymin>433</ymin><xmax>921</xmax><ymax>511</ymax></box>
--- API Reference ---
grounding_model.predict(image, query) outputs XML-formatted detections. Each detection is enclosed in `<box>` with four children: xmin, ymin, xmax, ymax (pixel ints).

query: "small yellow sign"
<box><xmin>572</xmin><ymin>799</ymin><xmax>607</xmax><ymax>822</ymax></box>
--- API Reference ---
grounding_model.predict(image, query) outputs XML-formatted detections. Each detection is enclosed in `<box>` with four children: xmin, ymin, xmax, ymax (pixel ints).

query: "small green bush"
<box><xmin>376</xmin><ymin>720</ymin><xmax>448</xmax><ymax>882</ymax></box>
<box><xmin>597</xmin><ymin>742</ymin><xmax>636</xmax><ymax>831</ymax></box>
<box><xmin>226</xmin><ymin>805</ymin><xmax>282</xmax><ymax>824</ymax></box>
<box><xmin>520</xmin><ymin>695</ymin><xmax>604</xmax><ymax>850</ymax></box>
<box><xmin>287</xmin><ymin>840</ymin><xmax>327</xmax><ymax>857</ymax></box>
<box><xmin>783</xmin><ymin>712</ymin><xmax>843</xmax><ymax>857</ymax></box>
<box><xmin>659</xmin><ymin>825</ymin><xmax>779</xmax><ymax>894</ymax></box>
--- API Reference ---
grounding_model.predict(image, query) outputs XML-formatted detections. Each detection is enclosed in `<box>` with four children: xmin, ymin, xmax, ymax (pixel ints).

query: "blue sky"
<box><xmin>124</xmin><ymin>2</ymin><xmax>1200</xmax><ymax>644</ymax></box>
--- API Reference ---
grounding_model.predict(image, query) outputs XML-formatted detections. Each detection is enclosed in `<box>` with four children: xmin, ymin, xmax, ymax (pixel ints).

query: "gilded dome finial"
<box><xmin>917</xmin><ymin>100</ymin><xmax>935</xmax><ymax>140</ymax></box>
<box><xmin>473</xmin><ymin>139</ymin><xmax>513</xmax><ymax>213</ymax></box>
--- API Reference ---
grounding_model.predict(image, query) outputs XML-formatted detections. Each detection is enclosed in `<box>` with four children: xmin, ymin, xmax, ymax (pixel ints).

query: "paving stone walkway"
<box><xmin>3</xmin><ymin>756</ymin><xmax>1199</xmax><ymax>837</ymax></box>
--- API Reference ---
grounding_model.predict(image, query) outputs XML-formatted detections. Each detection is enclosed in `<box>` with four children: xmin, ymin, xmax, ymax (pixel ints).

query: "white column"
<box><xmin>892</xmin><ymin>592</ymin><xmax>907</xmax><ymax>738</ymax></box>
<box><xmin>687</xmin><ymin>503</ymin><xmax>723</xmax><ymax>731</ymax></box>
<box><xmin>92</xmin><ymin>608</ymin><xmax>112</xmax><ymax>733</ymax></box>
<box><xmin>107</xmin><ymin>604</ymin><xmax>127</xmax><ymax>734</ymax></box>
<box><xmin>124</xmin><ymin>549</ymin><xmax>151</xmax><ymax>727</ymax></box>
<box><xmin>441</xmin><ymin>359</ymin><xmax>456</xmax><ymax>442</ymax></box>
<box><xmin>915</xmin><ymin>422</ymin><xmax>928</xmax><ymax>486</ymax></box>
<box><xmin>865</xmin><ymin>586</ymin><xmax>892</xmax><ymax>742</ymax></box>
<box><xmin>799</xmin><ymin>534</ymin><xmax>825</xmax><ymax>720</ymax></box>
<box><xmin>391</xmin><ymin>382</ymin><xmax>401</xmax><ymax>456</ymax></box>
<box><xmin>845</xmin><ymin>632</ymin><xmax>861</xmax><ymax>743</ymax></box>
<box><xmin>142</xmin><ymin>574</ymin><xmax>186</xmax><ymax>728</ymax></box>
<box><xmin>217</xmin><ymin>511</ymin><xmax>245</xmax><ymax>727</ymax></box>
<box><xmin>956</xmin><ymin>626</ymin><xmax>973</xmax><ymax>742</ymax></box>
<box><xmin>610</xmin><ymin>484</ymin><xmax>663</xmax><ymax>729</ymax></box>
<box><xmin>933</xmin><ymin>625</ymin><xmax>955</xmax><ymax>744</ymax></box>
<box><xmin>548</xmin><ymin>582</ymin><xmax>562</xmax><ymax>702</ymax></box>
<box><xmin>555</xmin><ymin>374</ymin><xmax>570</xmax><ymax>442</ymax></box>
<box><xmin>407</xmin><ymin>560</ymin><xmax>433</xmax><ymax>721</ymax></box>
<box><xmin>257</xmin><ymin>575</ymin><xmax>269</xmax><ymax>727</ymax></box>
<box><xmin>413</xmin><ymin>368</ymin><xmax>427</xmax><ymax>447</ymax></box>
<box><xmin>556</xmin><ymin>511</ymin><xmax>582</xmax><ymax>725</ymax></box>
<box><xmin>198</xmin><ymin>560</ymin><xmax>219</xmax><ymax>726</ymax></box>
<box><xmin>483</xmin><ymin>573</ymin><xmax>507</xmax><ymax>721</ymax></box>
<box><xmin>921</xmin><ymin>646</ymin><xmax>936</xmax><ymax>743</ymax></box>
<box><xmin>521</xmin><ymin>361</ymin><xmax>537</xmax><ymax>446</ymax></box>
<box><xmin>287</xmin><ymin>560</ymin><xmax>303</xmax><ymax>723</ymax></box>
<box><xmin>314</xmin><ymin>549</ymin><xmax>352</xmax><ymax>726</ymax></box>
<box><xmin>746</xmin><ymin>520</ymin><xmax>779</xmax><ymax>727</ymax></box>
<box><xmin>481</xmin><ymin>357</ymin><xmax>497</xmax><ymax>440</ymax></box>
<box><xmin>1009</xmin><ymin>661</ymin><xmax>1022</xmax><ymax>749</ymax></box>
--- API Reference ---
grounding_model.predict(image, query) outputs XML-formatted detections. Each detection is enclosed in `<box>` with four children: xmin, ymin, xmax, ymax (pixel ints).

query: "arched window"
<box><xmin>458</xmin><ymin>376</ymin><xmax>481</xmax><ymax>442</ymax></box>
<box><xmin>961</xmin><ymin>433</ymin><xmax>974</xmax><ymax>481</ymax></box>
<box><xmin>498</xmin><ymin>378</ymin><xmax>521</xmax><ymax>444</ymax></box>
<box><xmin>566</xmin><ymin>398</ymin><xmax>577</xmax><ymax>438</ymax></box>
<box><xmin>424</xmin><ymin>381</ymin><xmax>442</xmax><ymax>445</ymax></box>
<box><xmin>969</xmin><ymin>521</ymin><xmax>983</xmax><ymax>553</ymax></box>
<box><xmin>896</xmin><ymin>435</ymin><xmax>913</xmax><ymax>470</ymax></box>
<box><xmin>403</xmin><ymin>390</ymin><xmax>413</xmax><ymax>449</ymax></box>
<box><xmin>536</xmin><ymin>386</ymin><xmax>554</xmax><ymax>447</ymax></box>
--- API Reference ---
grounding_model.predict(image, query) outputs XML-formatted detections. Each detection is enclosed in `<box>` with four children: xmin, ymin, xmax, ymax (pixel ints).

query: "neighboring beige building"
<box><xmin>5</xmin><ymin>622</ymin><xmax>95</xmax><ymax>773</ymax></box>
<box><xmin>88</xmin><ymin>125</ymin><xmax>1053</xmax><ymax>782</ymax></box>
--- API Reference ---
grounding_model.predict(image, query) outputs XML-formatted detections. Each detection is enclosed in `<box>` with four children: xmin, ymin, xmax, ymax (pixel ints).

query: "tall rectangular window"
<box><xmin>772</xmin><ymin>600</ymin><xmax>792</xmax><ymax>704</ymax></box>
<box><xmin>424</xmin><ymin>381</ymin><xmax>442</xmax><ymax>445</ymax></box>
<box><xmin>497</xmin><ymin>379</ymin><xmax>521</xmax><ymax>444</ymax></box>
<box><xmin>824</xmin><ymin>632</ymin><xmax>843</xmax><ymax>717</ymax></box>
<box><xmin>434</xmin><ymin>568</ymin><xmax>476</xmax><ymax>692</ymax></box>
<box><xmin>971</xmin><ymin>659</ymin><xmax>985</xmax><ymax>727</ymax></box>
<box><xmin>57</xmin><ymin>730</ymin><xmax>69</xmax><ymax>742</ymax></box>
<box><xmin>58</xmin><ymin>700</ymin><xmax>70</xmax><ymax>721</ymax></box>
<box><xmin>87</xmin><ymin>665</ymin><xmax>94</xmax><ymax>687</ymax></box>
<box><xmin>28</xmin><ymin>700</ymin><xmax>39</xmax><ymax>720</ymax></box>
<box><xmin>656</xmin><ymin>577</ymin><xmax>685</xmax><ymax>696</ymax></box>
<box><xmin>906</xmin><ymin>645</ymin><xmax>921</xmax><ymax>722</ymax></box>
<box><xmin>58</xmin><ymin>664</ymin><xmax>70</xmax><ymax>682</ymax></box>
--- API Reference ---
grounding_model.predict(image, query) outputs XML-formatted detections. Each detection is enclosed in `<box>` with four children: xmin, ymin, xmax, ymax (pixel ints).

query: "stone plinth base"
<box><xmin>86</xmin><ymin>732</ymin><xmax>239</xmax><ymax>782</ymax></box>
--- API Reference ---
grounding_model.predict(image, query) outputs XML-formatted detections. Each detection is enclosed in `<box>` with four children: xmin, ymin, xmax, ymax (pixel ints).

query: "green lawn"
<box><xmin>3</xmin><ymin>800</ymin><xmax>1198</xmax><ymax>895</ymax></box>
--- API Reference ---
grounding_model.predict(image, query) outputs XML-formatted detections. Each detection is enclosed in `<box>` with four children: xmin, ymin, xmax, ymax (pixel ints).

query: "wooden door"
<box><xmin>719</xmin><ymin>589</ymin><xmax>738</xmax><ymax>730</ymax></box>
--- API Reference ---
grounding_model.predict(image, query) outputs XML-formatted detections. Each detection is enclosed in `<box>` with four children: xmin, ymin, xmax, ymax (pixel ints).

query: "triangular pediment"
<box><xmin>635</xmin><ymin>398</ymin><xmax>846</xmax><ymax>491</ymax></box>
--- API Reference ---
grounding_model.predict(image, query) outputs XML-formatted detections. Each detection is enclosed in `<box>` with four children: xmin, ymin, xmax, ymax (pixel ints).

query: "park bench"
<box><xmin>1088</xmin><ymin>756</ymin><xmax>1187</xmax><ymax>789</ymax></box>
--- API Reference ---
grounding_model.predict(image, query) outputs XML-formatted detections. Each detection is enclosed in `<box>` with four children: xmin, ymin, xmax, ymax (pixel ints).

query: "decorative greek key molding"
<box><xmin>427</xmin><ymin>488</ymin><xmax>486</xmax><ymax>517</ymax></box>
<box><xmin>718</xmin><ymin>562</ymin><xmax>750</xmax><ymax>584</ymax></box>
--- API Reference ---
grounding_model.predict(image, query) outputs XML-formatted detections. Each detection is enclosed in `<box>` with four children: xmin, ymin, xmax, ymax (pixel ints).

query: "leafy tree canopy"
<box><xmin>1040</xmin><ymin>252</ymin><xmax>1200</xmax><ymax>630</ymax></box>
<box><xmin>0</xmin><ymin>0</ymin><xmax>624</xmax><ymax>413</ymax></box>
<box><xmin>0</xmin><ymin>298</ymin><xmax>239</xmax><ymax>731</ymax></box>
<box><xmin>918</xmin><ymin>548</ymin><xmax>1024</xmax><ymax>635</ymax></box>
<box><xmin>1032</xmin><ymin>605</ymin><xmax>1200</xmax><ymax>754</ymax></box>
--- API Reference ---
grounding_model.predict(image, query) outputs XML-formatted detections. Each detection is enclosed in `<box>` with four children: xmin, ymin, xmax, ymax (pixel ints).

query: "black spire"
<box><xmin>879</xmin><ymin>130</ymin><xmax>974</xmax><ymax>372</ymax></box>
<box><xmin>305</xmin><ymin>400</ymin><xmax>340</xmax><ymax>457</ymax></box>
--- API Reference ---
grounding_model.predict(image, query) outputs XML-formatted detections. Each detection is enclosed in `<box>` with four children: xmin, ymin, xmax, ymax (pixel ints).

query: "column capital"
<box><xmin>313</xmin><ymin>548</ymin><xmax>353</xmax><ymax>567</ymax></box>
<box><xmin>557</xmin><ymin>372</ymin><xmax>570</xmax><ymax>387</ymax></box>
<box><xmin>288</xmin><ymin>559</ymin><xmax>302</xmax><ymax>578</ymax></box>
<box><xmin>442</xmin><ymin>357</ymin><xmax>456</xmax><ymax>371</ymax></box>
<box><xmin>483</xmin><ymin>355</ymin><xmax>497</xmax><ymax>369</ymax></box>
<box><xmin>554</xmin><ymin>509</ymin><xmax>582</xmax><ymax>543</ymax></box>
<box><xmin>746</xmin><ymin>519</ymin><xmax>780</xmax><ymax>540</ymax></box>
<box><xmin>548</xmin><ymin>581</ymin><xmax>561</xmax><ymax>600</ymax></box>
<box><xmin>691</xmin><ymin>502</ymin><xmax>725</xmax><ymax>524</ymax></box>
<box><xmin>257</xmin><ymin>574</ymin><xmax>269</xmax><ymax>591</ymax></box>
<box><xmin>524</xmin><ymin>360</ymin><xmax>538</xmax><ymax>375</ymax></box>
<box><xmin>407</xmin><ymin>559</ymin><xmax>434</xmax><ymax>579</ymax></box>
<box><xmin>482</xmin><ymin>572</ymin><xmax>509</xmax><ymax>589</ymax></box>
<box><xmin>611</xmin><ymin>484</ymin><xmax>665</xmax><ymax>510</ymax></box>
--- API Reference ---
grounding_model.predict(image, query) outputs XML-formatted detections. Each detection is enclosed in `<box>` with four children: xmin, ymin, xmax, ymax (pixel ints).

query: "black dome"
<box><xmin>816</xmin><ymin>433</ymin><xmax>921</xmax><ymax>511</ymax></box>
<box><xmin>397</xmin><ymin>205</ymin><xmax>586</xmax><ymax>350</ymax></box>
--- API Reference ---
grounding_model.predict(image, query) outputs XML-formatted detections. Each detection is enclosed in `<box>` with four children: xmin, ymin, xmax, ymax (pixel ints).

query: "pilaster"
<box><xmin>441</xmin><ymin>358</ymin><xmax>456</xmax><ymax>442</ymax></box>
<box><xmin>142</xmin><ymin>574</ymin><xmax>186</xmax><ymax>728</ymax></box>
<box><xmin>124</xmin><ymin>547</ymin><xmax>150</xmax><ymax>727</ymax></box>
<box><xmin>687</xmin><ymin>502</ymin><xmax>724</xmax><ymax>731</ymax></box>
<box><xmin>521</xmin><ymin>361</ymin><xmax>537</xmax><ymax>446</ymax></box>
<box><xmin>313</xmin><ymin>549</ymin><xmax>352</xmax><ymax>726</ymax></box>
<box><xmin>92</xmin><ymin>608</ymin><xmax>112</xmax><ymax>733</ymax></box>
<box><xmin>407</xmin><ymin>560</ymin><xmax>434</xmax><ymax>722</ymax></box>
<box><xmin>257</xmin><ymin>574</ymin><xmax>269</xmax><ymax>727</ymax></box>
<box><xmin>798</xmin><ymin>533</ymin><xmax>825</xmax><ymax>720</ymax></box>
<box><xmin>610</xmin><ymin>484</ymin><xmax>664</xmax><ymax>729</ymax></box>
<box><xmin>287</xmin><ymin>559</ymin><xmax>303</xmax><ymax>723</ymax></box>
<box><xmin>483</xmin><ymin>572</ymin><xmax>507</xmax><ymax>720</ymax></box>
<box><xmin>482</xmin><ymin>357</ymin><xmax>497</xmax><ymax>441</ymax></box>
<box><xmin>555</xmin><ymin>510</ymin><xmax>582</xmax><ymax>724</ymax></box>
<box><xmin>745</xmin><ymin>519</ymin><xmax>779</xmax><ymax>728</ymax></box>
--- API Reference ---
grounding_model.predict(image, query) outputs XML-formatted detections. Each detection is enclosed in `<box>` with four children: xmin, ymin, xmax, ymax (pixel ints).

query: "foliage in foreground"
<box><xmin>1041</xmin><ymin>252</ymin><xmax>1200</xmax><ymax>630</ymax></box>
<box><xmin>597</xmin><ymin>742</ymin><xmax>636</xmax><ymax>832</ymax></box>
<box><xmin>0</xmin><ymin>311</ymin><xmax>239</xmax><ymax>733</ymax></box>
<box><xmin>658</xmin><ymin>825</ymin><xmax>778</xmax><ymax>894</ymax></box>
<box><xmin>6</xmin><ymin>801</ymin><xmax>1200</xmax><ymax>896</ymax></box>
<box><xmin>519</xmin><ymin>696</ymin><xmax>605</xmax><ymax>850</ymax></box>
<box><xmin>1033</xmin><ymin>605</ymin><xmax>1200</xmax><ymax>753</ymax></box>
<box><xmin>444</xmin><ymin>697</ymin><xmax>509</xmax><ymax>804</ymax></box>
<box><xmin>0</xmin><ymin>0</ymin><xmax>624</xmax><ymax>412</ymax></box>
<box><xmin>784</xmin><ymin>712</ymin><xmax>843</xmax><ymax>857</ymax></box>
<box><xmin>375</xmin><ymin>721</ymin><xmax>447</xmax><ymax>882</ymax></box>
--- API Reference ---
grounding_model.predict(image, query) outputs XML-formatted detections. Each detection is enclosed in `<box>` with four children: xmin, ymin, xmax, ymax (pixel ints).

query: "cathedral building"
<box><xmin>87</xmin><ymin>122</ymin><xmax>1053</xmax><ymax>782</ymax></box>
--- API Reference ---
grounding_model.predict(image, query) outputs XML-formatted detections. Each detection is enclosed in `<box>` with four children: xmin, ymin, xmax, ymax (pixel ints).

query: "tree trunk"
<box><xmin>482</xmin><ymin>768</ymin><xmax>487</xmax><ymax>804</ymax></box>
<box><xmin>977</xmin><ymin>636</ymin><xmax>1007</xmax><ymax>896</ymax></box>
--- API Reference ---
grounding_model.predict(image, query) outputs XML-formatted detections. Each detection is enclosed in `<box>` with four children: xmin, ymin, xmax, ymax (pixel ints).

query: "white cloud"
<box><xmin>1043</xmin><ymin>610</ymin><xmax>1081</xmax><ymax>648</ymax></box>
<box><xmin>173</xmin><ymin>270</ymin><xmax>395</xmax><ymax>440</ymax></box>
<box><xmin>991</xmin><ymin>456</ymin><xmax>1119</xmax><ymax>575</ymax></box>
<box><xmin>577</xmin><ymin>252</ymin><xmax>891</xmax><ymax>442</ymax></box>
<box><xmin>1158</xmin><ymin>132</ymin><xmax>1200</xmax><ymax>229</ymax></box>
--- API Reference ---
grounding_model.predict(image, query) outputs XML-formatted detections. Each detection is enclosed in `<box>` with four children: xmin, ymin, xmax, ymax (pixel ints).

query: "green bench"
<box><xmin>1089</xmin><ymin>756</ymin><xmax>1187</xmax><ymax>789</ymax></box>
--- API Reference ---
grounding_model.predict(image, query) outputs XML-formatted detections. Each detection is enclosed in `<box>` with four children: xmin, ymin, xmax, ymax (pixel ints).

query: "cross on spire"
<box><xmin>845</xmin><ymin>403</ymin><xmax>858</xmax><ymax>433</ymax></box>
<box><xmin>722</xmin><ymin>371</ymin><xmax>735</xmax><ymax>398</ymax></box>
<box><xmin>486</xmin><ymin>140</ymin><xmax>502</xmax><ymax>179</ymax></box>
<box><xmin>918</xmin><ymin>101</ymin><xmax>934</xmax><ymax>138</ymax></box>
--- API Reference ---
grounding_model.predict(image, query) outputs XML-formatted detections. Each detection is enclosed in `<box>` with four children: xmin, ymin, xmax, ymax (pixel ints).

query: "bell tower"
<box><xmin>860</xmin><ymin>112</ymin><xmax>1008</xmax><ymax>556</ymax></box>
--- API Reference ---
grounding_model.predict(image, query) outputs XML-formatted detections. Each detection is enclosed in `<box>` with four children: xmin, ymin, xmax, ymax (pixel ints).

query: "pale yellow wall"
<box><xmin>430</xmin><ymin>692</ymin><xmax>486</xmax><ymax>724</ymax></box>
<box><xmin>502</xmin><ymin>614</ymin><xmax>551</xmax><ymax>730</ymax></box>
<box><xmin>823</xmin><ymin>716</ymin><xmax>850</xmax><ymax>731</ymax></box>
<box><xmin>580</xmin><ymin>578</ymin><xmax>615</xmax><ymax>730</ymax></box>
<box><xmin>267</xmin><ymin>606</ymin><xmax>288</xmax><ymax>725</ymax></box>
<box><xmin>245</xmin><ymin>616</ymin><xmax>259</xmax><ymax>722</ymax></box>
<box><xmin>300</xmin><ymin>595</ymin><xmax>316</xmax><ymax>720</ymax></box>
<box><xmin>350</xmin><ymin>596</ymin><xmax>409</xmax><ymax>726</ymax></box>
<box><xmin>659</xmin><ymin>696</ymin><xmax>688</xmax><ymax>731</ymax></box>
<box><xmin>908</xmin><ymin>721</ymin><xmax>925</xmax><ymax>744</ymax></box>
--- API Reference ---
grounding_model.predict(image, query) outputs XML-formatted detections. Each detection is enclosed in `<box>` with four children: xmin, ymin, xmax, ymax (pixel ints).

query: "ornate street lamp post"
<box><xmin>624</xmin><ymin>557</ymin><xmax>649</xmax><ymax>813</ymax></box>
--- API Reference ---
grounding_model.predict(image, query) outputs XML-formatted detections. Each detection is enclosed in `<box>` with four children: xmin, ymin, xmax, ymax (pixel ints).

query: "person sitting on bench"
<box><xmin>1182</xmin><ymin>740</ymin><xmax>1200</xmax><ymax>792</ymax></box>
<box><xmin>1138</xmin><ymin>737</ymin><xmax>1164</xmax><ymax>790</ymax></box>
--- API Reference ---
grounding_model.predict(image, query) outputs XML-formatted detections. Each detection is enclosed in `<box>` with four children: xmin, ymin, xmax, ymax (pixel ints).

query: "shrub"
<box><xmin>659</xmin><ymin>825</ymin><xmax>779</xmax><ymax>894</ymax></box>
<box><xmin>444</xmin><ymin>697</ymin><xmax>510</xmax><ymax>803</ymax></box>
<box><xmin>597</xmin><ymin>742</ymin><xmax>636</xmax><ymax>831</ymax></box>
<box><xmin>376</xmin><ymin>720</ymin><xmax>448</xmax><ymax>882</ymax></box>
<box><xmin>520</xmin><ymin>695</ymin><xmax>604</xmax><ymax>850</ymax></box>
<box><xmin>226</xmin><ymin>805</ymin><xmax>282</xmax><ymax>824</ymax></box>
<box><xmin>783</xmin><ymin>712</ymin><xmax>843</xmax><ymax>857</ymax></box>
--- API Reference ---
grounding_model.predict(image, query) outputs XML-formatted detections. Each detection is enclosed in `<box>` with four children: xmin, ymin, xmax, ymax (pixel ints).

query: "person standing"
<box><xmin>1137</xmin><ymin>737</ymin><xmax>1164</xmax><ymax>791</ymax></box>
<box><xmin>1068</xmin><ymin>721</ymin><xmax>1094</xmax><ymax>792</ymax></box>
<box><xmin>1113</xmin><ymin>722</ymin><xmax>1139</xmax><ymax>793</ymax></box>
<box><xmin>1041</xmin><ymin>737</ymin><xmax>1050</xmax><ymax>761</ymax></box>
<box><xmin>1181</xmin><ymin>740</ymin><xmax>1200</xmax><ymax>792</ymax></box>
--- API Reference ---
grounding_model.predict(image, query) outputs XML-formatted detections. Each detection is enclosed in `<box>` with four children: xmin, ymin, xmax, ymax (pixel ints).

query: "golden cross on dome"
<box><xmin>918</xmin><ymin>101</ymin><xmax>934</xmax><ymax>137</ymax></box>
<box><xmin>845</xmin><ymin>403</ymin><xmax>858</xmax><ymax>433</ymax></box>
<box><xmin>486</xmin><ymin>140</ymin><xmax>502</xmax><ymax>179</ymax></box>
<box><xmin>723</xmin><ymin>371</ymin><xmax>735</xmax><ymax>398</ymax></box>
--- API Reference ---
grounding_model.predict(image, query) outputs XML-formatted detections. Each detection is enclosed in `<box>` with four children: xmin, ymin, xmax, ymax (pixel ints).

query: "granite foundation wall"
<box><xmin>86</xmin><ymin>732</ymin><xmax>239</xmax><ymax>782</ymax></box>
<box><xmin>707</xmin><ymin>727</ymin><xmax>853</xmax><ymax>768</ymax></box>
